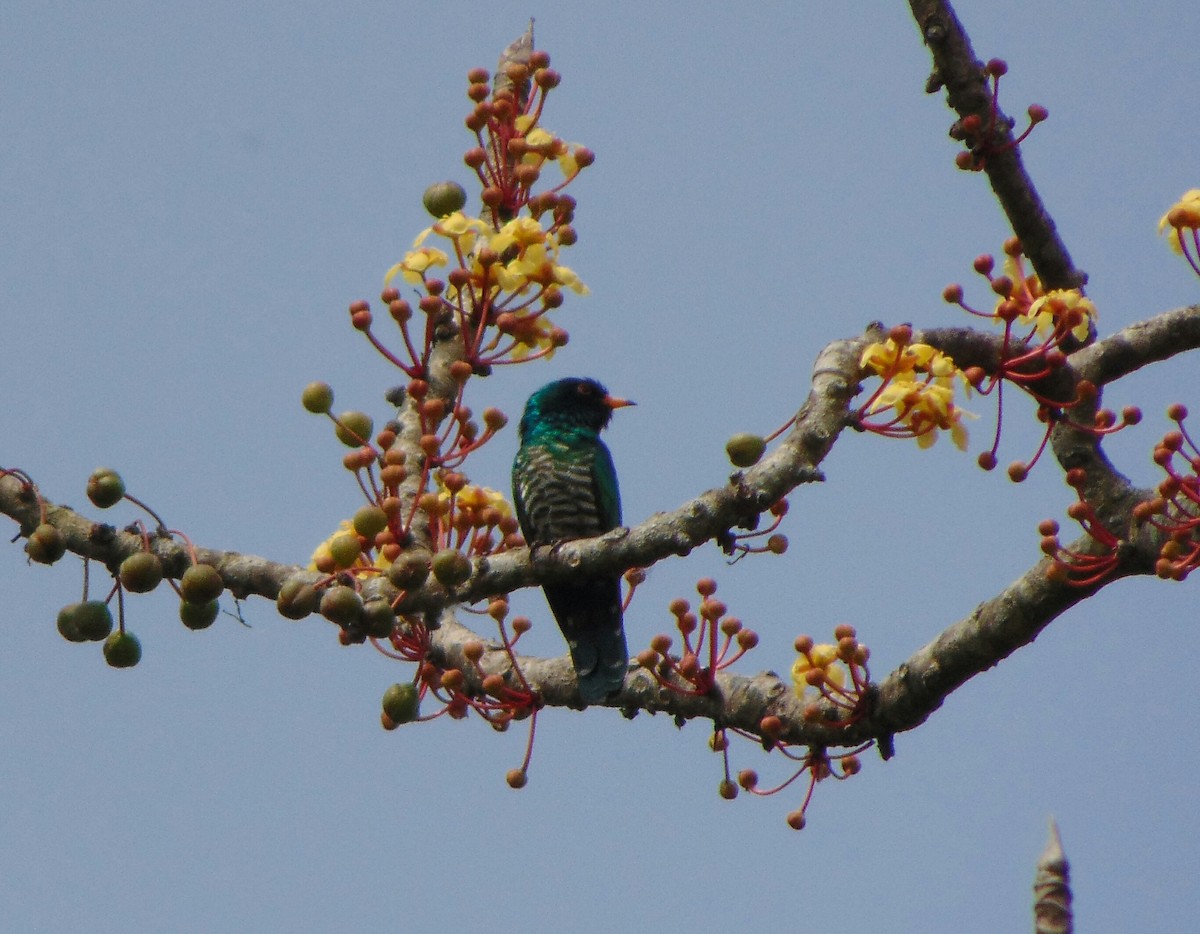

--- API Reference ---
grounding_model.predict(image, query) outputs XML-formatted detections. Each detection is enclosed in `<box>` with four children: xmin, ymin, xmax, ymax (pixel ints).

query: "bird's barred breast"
<box><xmin>516</xmin><ymin>447</ymin><xmax>604</xmax><ymax>542</ymax></box>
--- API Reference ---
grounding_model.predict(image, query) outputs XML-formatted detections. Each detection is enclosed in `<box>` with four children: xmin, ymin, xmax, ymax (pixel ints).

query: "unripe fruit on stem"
<box><xmin>119</xmin><ymin>552</ymin><xmax>163</xmax><ymax>593</ymax></box>
<box><xmin>103</xmin><ymin>631</ymin><xmax>142</xmax><ymax>668</ymax></box>
<box><xmin>431</xmin><ymin>548</ymin><xmax>471</xmax><ymax>587</ymax></box>
<box><xmin>25</xmin><ymin>524</ymin><xmax>65</xmax><ymax>564</ymax></box>
<box><xmin>55</xmin><ymin>607</ymin><xmax>85</xmax><ymax>643</ymax></box>
<box><xmin>179</xmin><ymin>599</ymin><xmax>219</xmax><ymax>631</ymax></box>
<box><xmin>301</xmin><ymin>381</ymin><xmax>334</xmax><ymax>414</ymax></box>
<box><xmin>361</xmin><ymin>600</ymin><xmax>397</xmax><ymax>639</ymax></box>
<box><xmin>334</xmin><ymin>411</ymin><xmax>374</xmax><ymax>448</ymax></box>
<box><xmin>328</xmin><ymin>533</ymin><xmax>362</xmax><ymax>570</ymax></box>
<box><xmin>387</xmin><ymin>552</ymin><xmax>431</xmax><ymax>590</ymax></box>
<box><xmin>422</xmin><ymin>181</ymin><xmax>467</xmax><ymax>217</ymax></box>
<box><xmin>725</xmin><ymin>433</ymin><xmax>766</xmax><ymax>468</ymax></box>
<box><xmin>75</xmin><ymin>601</ymin><xmax>114</xmax><ymax>641</ymax></box>
<box><xmin>319</xmin><ymin>586</ymin><xmax>363</xmax><ymax>627</ymax></box>
<box><xmin>86</xmin><ymin>468</ymin><xmax>126</xmax><ymax>508</ymax></box>
<box><xmin>180</xmin><ymin>565</ymin><xmax>224</xmax><ymax>604</ymax></box>
<box><xmin>277</xmin><ymin>579</ymin><xmax>319</xmax><ymax>620</ymax></box>
<box><xmin>382</xmin><ymin>683</ymin><xmax>419</xmax><ymax>723</ymax></box>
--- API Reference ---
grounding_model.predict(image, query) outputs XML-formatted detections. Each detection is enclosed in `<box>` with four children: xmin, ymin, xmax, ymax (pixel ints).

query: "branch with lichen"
<box><xmin>3</xmin><ymin>297</ymin><xmax>1190</xmax><ymax>737</ymax></box>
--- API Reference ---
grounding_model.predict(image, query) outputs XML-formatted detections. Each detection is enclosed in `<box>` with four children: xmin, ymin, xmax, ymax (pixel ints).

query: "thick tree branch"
<box><xmin>4</xmin><ymin>307</ymin><xmax>1184</xmax><ymax>751</ymax></box>
<box><xmin>1</xmin><ymin>329</ymin><xmax>864</xmax><ymax>609</ymax></box>
<box><xmin>918</xmin><ymin>305</ymin><xmax>1200</xmax><ymax>387</ymax></box>
<box><xmin>1071</xmin><ymin>304</ymin><xmax>1200</xmax><ymax>384</ymax></box>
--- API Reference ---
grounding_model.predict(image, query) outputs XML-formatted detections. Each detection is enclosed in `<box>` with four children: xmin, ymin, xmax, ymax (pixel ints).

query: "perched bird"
<box><xmin>512</xmin><ymin>377</ymin><xmax>633</xmax><ymax>703</ymax></box>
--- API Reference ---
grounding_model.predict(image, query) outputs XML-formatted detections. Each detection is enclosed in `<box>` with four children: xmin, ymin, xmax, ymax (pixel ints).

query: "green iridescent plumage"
<box><xmin>512</xmin><ymin>378</ymin><xmax>631</xmax><ymax>703</ymax></box>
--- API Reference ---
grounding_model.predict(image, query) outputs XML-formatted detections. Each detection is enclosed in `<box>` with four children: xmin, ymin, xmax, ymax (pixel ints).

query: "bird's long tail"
<box><xmin>544</xmin><ymin>577</ymin><xmax>628</xmax><ymax>704</ymax></box>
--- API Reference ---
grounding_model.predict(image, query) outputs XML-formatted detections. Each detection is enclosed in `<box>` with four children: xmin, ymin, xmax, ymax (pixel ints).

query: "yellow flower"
<box><xmin>549</xmin><ymin>261</ymin><xmax>588</xmax><ymax>295</ymax></box>
<box><xmin>384</xmin><ymin>247</ymin><xmax>449</xmax><ymax>286</ymax></box>
<box><xmin>998</xmin><ymin>254</ymin><xmax>1043</xmax><ymax>305</ymax></box>
<box><xmin>505</xmin><ymin>312</ymin><xmax>560</xmax><ymax>359</ymax></box>
<box><xmin>505</xmin><ymin>242</ymin><xmax>588</xmax><ymax>294</ymax></box>
<box><xmin>491</xmin><ymin>216</ymin><xmax>549</xmax><ymax>254</ymax></box>
<box><xmin>521</xmin><ymin>127</ymin><xmax>555</xmax><ymax>166</ymax></box>
<box><xmin>1159</xmin><ymin>189</ymin><xmax>1200</xmax><ymax>255</ymax></box>
<box><xmin>861</xmin><ymin>338</ymin><xmax>972</xmax><ymax>450</ymax></box>
<box><xmin>558</xmin><ymin>148</ymin><xmax>580</xmax><ymax>178</ymax></box>
<box><xmin>413</xmin><ymin>211</ymin><xmax>489</xmax><ymax>250</ymax></box>
<box><xmin>869</xmin><ymin>380</ymin><xmax>971</xmax><ymax>450</ymax></box>
<box><xmin>1023</xmin><ymin>289</ymin><xmax>1097</xmax><ymax>342</ymax></box>
<box><xmin>861</xmin><ymin>338</ymin><xmax>956</xmax><ymax>381</ymax></box>
<box><xmin>385</xmin><ymin>213</ymin><xmax>494</xmax><ymax>290</ymax></box>
<box><xmin>436</xmin><ymin>480</ymin><xmax>514</xmax><ymax>519</ymax></box>
<box><xmin>484</xmin><ymin>218</ymin><xmax>590</xmax><ymax>298</ymax></box>
<box><xmin>791</xmin><ymin>644</ymin><xmax>847</xmax><ymax>699</ymax></box>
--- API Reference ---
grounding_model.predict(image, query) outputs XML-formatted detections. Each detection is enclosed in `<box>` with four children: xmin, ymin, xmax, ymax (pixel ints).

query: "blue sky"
<box><xmin>2</xmin><ymin>2</ymin><xmax>1198</xmax><ymax>931</ymax></box>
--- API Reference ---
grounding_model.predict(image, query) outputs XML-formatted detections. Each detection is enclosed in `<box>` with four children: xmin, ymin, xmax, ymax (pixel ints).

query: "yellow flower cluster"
<box><xmin>387</xmin><ymin>212</ymin><xmax>586</xmax><ymax>299</ymax></box>
<box><xmin>989</xmin><ymin>256</ymin><xmax>1096</xmax><ymax>341</ymax></box>
<box><xmin>1022</xmin><ymin>289</ymin><xmax>1097</xmax><ymax>342</ymax></box>
<box><xmin>860</xmin><ymin>337</ymin><xmax>971</xmax><ymax>450</ymax></box>
<box><xmin>790</xmin><ymin>644</ymin><xmax>846</xmax><ymax>699</ymax></box>
<box><xmin>517</xmin><ymin>116</ymin><xmax>586</xmax><ymax>179</ymax></box>
<box><xmin>433</xmin><ymin>479</ymin><xmax>514</xmax><ymax>523</ymax></box>
<box><xmin>383</xmin><ymin>211</ymin><xmax>586</xmax><ymax>358</ymax></box>
<box><xmin>1159</xmin><ymin>189</ymin><xmax>1200</xmax><ymax>255</ymax></box>
<box><xmin>310</xmin><ymin>482</ymin><xmax>515</xmax><ymax>575</ymax></box>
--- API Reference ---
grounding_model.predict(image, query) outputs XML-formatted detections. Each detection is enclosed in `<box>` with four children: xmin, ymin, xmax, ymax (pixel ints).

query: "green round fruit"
<box><xmin>25</xmin><ymin>524</ymin><xmax>66</xmax><ymax>564</ymax></box>
<box><xmin>386</xmin><ymin>552</ymin><xmax>431</xmax><ymax>590</ymax></box>
<box><xmin>179</xmin><ymin>599</ymin><xmax>220</xmax><ymax>630</ymax></box>
<box><xmin>430</xmin><ymin>548</ymin><xmax>471</xmax><ymax>587</ymax></box>
<box><xmin>422</xmin><ymin>181</ymin><xmax>467</xmax><ymax>218</ymax></box>
<box><xmin>381</xmin><ymin>682</ymin><xmax>419</xmax><ymax>723</ymax></box>
<box><xmin>352</xmin><ymin>505</ymin><xmax>389</xmax><ymax>540</ymax></box>
<box><xmin>103</xmin><ymin>631</ymin><xmax>142</xmax><ymax>668</ymax></box>
<box><xmin>180</xmin><ymin>564</ymin><xmax>224</xmax><ymax>604</ymax></box>
<box><xmin>334</xmin><ymin>411</ymin><xmax>374</xmax><ymax>448</ymax></box>
<box><xmin>86</xmin><ymin>468</ymin><xmax>126</xmax><ymax>509</ymax></box>
<box><xmin>328</xmin><ymin>533</ymin><xmax>362</xmax><ymax>570</ymax></box>
<box><xmin>277</xmin><ymin>578</ymin><xmax>320</xmax><ymax>620</ymax></box>
<box><xmin>118</xmin><ymin>549</ymin><xmax>164</xmax><ymax>593</ymax></box>
<box><xmin>119</xmin><ymin>552</ymin><xmax>164</xmax><ymax>593</ymax></box>
<box><xmin>725</xmin><ymin>433</ymin><xmax>767</xmax><ymax>468</ymax></box>
<box><xmin>301</xmin><ymin>381</ymin><xmax>334</xmax><ymax>414</ymax></box>
<box><xmin>75</xmin><ymin>600</ymin><xmax>115</xmax><ymax>641</ymax></box>
<box><xmin>361</xmin><ymin>600</ymin><xmax>397</xmax><ymax>638</ymax></box>
<box><xmin>319</xmin><ymin>586</ymin><xmax>363</xmax><ymax>627</ymax></box>
<box><xmin>56</xmin><ymin>604</ymin><xmax>88</xmax><ymax>643</ymax></box>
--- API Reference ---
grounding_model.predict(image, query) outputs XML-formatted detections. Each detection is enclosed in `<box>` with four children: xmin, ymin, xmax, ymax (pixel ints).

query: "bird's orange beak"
<box><xmin>604</xmin><ymin>395</ymin><xmax>635</xmax><ymax>410</ymax></box>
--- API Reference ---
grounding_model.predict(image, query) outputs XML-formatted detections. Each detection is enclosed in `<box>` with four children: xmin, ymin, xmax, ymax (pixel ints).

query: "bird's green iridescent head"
<box><xmin>518</xmin><ymin>378</ymin><xmax>634</xmax><ymax>441</ymax></box>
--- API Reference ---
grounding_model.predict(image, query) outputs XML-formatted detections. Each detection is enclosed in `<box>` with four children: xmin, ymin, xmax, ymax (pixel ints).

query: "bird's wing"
<box><xmin>592</xmin><ymin>440</ymin><xmax>622</xmax><ymax>531</ymax></box>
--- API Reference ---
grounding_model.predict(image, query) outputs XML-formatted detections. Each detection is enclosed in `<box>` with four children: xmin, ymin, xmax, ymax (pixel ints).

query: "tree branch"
<box><xmin>907</xmin><ymin>0</ymin><xmax>1084</xmax><ymax>291</ymax></box>
<box><xmin>1071</xmin><ymin>304</ymin><xmax>1200</xmax><ymax>384</ymax></box>
<box><xmin>5</xmin><ymin>305</ymin><xmax>1183</xmax><ymax>751</ymax></box>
